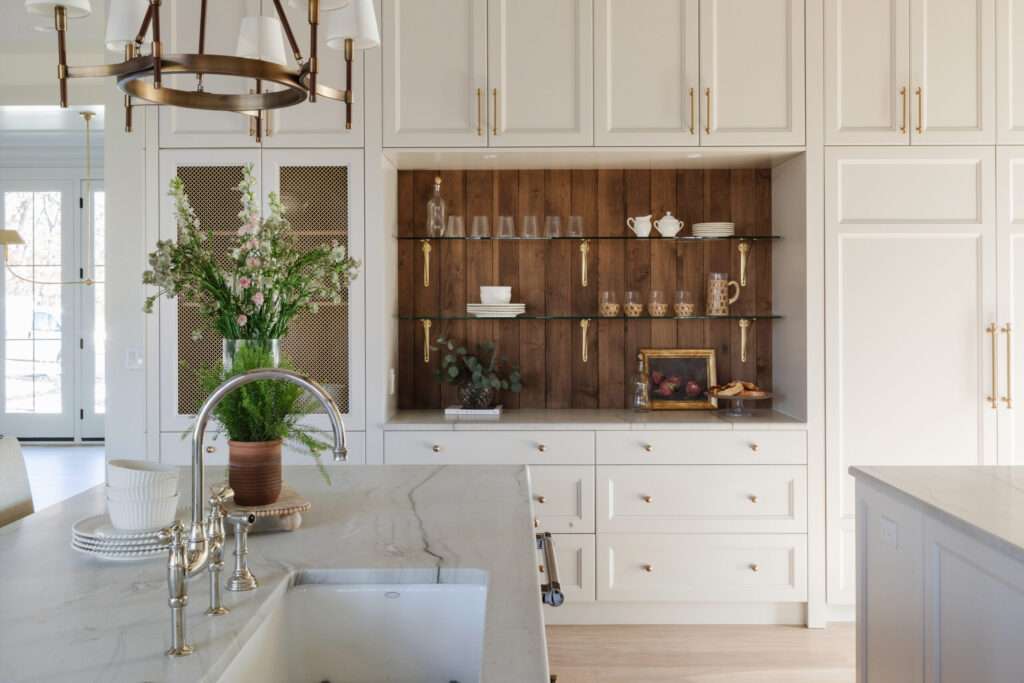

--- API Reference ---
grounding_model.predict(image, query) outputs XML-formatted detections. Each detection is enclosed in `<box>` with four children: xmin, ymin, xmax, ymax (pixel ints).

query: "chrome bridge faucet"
<box><xmin>164</xmin><ymin>368</ymin><xmax>349</xmax><ymax>657</ymax></box>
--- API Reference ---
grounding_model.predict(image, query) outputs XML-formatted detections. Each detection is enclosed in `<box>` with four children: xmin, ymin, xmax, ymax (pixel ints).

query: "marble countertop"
<box><xmin>0</xmin><ymin>466</ymin><xmax>548</xmax><ymax>683</ymax></box>
<box><xmin>851</xmin><ymin>466</ymin><xmax>1024</xmax><ymax>562</ymax></box>
<box><xmin>385</xmin><ymin>408</ymin><xmax>806</xmax><ymax>431</ymax></box>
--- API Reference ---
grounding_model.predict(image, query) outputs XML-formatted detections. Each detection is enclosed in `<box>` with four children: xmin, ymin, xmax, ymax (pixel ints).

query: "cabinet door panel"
<box><xmin>488</xmin><ymin>0</ymin><xmax>594</xmax><ymax>146</ymax></box>
<box><xmin>699</xmin><ymin>0</ymin><xmax>804</xmax><ymax>145</ymax></box>
<box><xmin>825</xmin><ymin>0</ymin><xmax>911</xmax><ymax>145</ymax></box>
<box><xmin>998</xmin><ymin>0</ymin><xmax>1024</xmax><ymax>142</ymax></box>
<box><xmin>383</xmin><ymin>0</ymin><xmax>487</xmax><ymax>147</ymax></box>
<box><xmin>594</xmin><ymin>0</ymin><xmax>699</xmax><ymax>146</ymax></box>
<box><xmin>910</xmin><ymin>0</ymin><xmax>995</xmax><ymax>144</ymax></box>
<box><xmin>997</xmin><ymin>149</ymin><xmax>1024</xmax><ymax>463</ymax></box>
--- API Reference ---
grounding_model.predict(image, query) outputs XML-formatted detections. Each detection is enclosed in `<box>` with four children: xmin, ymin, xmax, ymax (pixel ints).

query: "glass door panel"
<box><xmin>80</xmin><ymin>182</ymin><xmax>105</xmax><ymax>438</ymax></box>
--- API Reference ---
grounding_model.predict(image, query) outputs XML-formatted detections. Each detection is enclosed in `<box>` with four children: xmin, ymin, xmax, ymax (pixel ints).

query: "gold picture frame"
<box><xmin>641</xmin><ymin>348</ymin><xmax>718</xmax><ymax>410</ymax></box>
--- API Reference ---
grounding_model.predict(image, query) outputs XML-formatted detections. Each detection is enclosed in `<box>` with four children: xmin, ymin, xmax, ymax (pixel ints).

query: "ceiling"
<box><xmin>1</xmin><ymin>2</ymin><xmax>106</xmax><ymax>55</ymax></box>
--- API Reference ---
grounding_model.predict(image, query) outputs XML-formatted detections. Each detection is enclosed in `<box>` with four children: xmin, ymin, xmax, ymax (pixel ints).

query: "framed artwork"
<box><xmin>640</xmin><ymin>349</ymin><xmax>718</xmax><ymax>410</ymax></box>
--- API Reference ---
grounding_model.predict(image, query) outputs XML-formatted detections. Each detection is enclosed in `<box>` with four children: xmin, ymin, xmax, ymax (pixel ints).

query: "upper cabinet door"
<box><xmin>383</xmin><ymin>0</ymin><xmax>488</xmax><ymax>147</ymax></box>
<box><xmin>262</xmin><ymin>0</ymin><xmax>365</xmax><ymax>148</ymax></box>
<box><xmin>160</xmin><ymin>2</ymin><xmax>257</xmax><ymax>148</ymax></box>
<box><xmin>699</xmin><ymin>0</ymin><xmax>805</xmax><ymax>146</ymax></box>
<box><xmin>996</xmin><ymin>148</ymin><xmax>1024</xmax><ymax>464</ymax></box>
<box><xmin>910</xmin><ymin>0</ymin><xmax>995</xmax><ymax>144</ymax></box>
<box><xmin>825</xmin><ymin>0</ymin><xmax>911</xmax><ymax>145</ymax></box>
<box><xmin>594</xmin><ymin>0</ymin><xmax>699</xmax><ymax>146</ymax></box>
<box><xmin>997</xmin><ymin>0</ymin><xmax>1024</xmax><ymax>143</ymax></box>
<box><xmin>488</xmin><ymin>0</ymin><xmax>594</xmax><ymax>147</ymax></box>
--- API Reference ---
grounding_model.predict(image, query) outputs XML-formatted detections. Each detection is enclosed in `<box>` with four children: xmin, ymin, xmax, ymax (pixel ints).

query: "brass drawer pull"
<box><xmin>205</xmin><ymin>446</ymin><xmax>216</xmax><ymax>454</ymax></box>
<box><xmin>642</xmin><ymin>495</ymin><xmax>653</xmax><ymax>504</ymax></box>
<box><xmin>749</xmin><ymin>443</ymin><xmax>760</xmax><ymax>453</ymax></box>
<box><xmin>534</xmin><ymin>517</ymin><xmax>539</xmax><ymax>529</ymax></box>
<box><xmin>537</xmin><ymin>495</ymin><xmax>547</xmax><ymax>504</ymax></box>
<box><xmin>750</xmin><ymin>563</ymin><xmax>760</xmax><ymax>573</ymax></box>
<box><xmin>749</xmin><ymin>494</ymin><xmax>759</xmax><ymax>503</ymax></box>
<box><xmin>537</xmin><ymin>444</ymin><xmax>546</xmax><ymax>453</ymax></box>
<box><xmin>643</xmin><ymin>563</ymin><xmax>654</xmax><ymax>573</ymax></box>
<box><xmin>643</xmin><ymin>443</ymin><xmax>654</xmax><ymax>453</ymax></box>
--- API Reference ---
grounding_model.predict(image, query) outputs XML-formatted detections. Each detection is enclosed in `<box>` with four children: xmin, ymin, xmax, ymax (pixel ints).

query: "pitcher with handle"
<box><xmin>706</xmin><ymin>272</ymin><xmax>740</xmax><ymax>316</ymax></box>
<box><xmin>626</xmin><ymin>215</ymin><xmax>653</xmax><ymax>238</ymax></box>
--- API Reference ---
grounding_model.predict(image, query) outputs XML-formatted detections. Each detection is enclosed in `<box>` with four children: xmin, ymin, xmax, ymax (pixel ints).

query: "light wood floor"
<box><xmin>546</xmin><ymin>624</ymin><xmax>855</xmax><ymax>683</ymax></box>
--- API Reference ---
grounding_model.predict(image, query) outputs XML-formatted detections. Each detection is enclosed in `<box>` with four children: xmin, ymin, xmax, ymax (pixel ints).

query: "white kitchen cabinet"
<box><xmin>594</xmin><ymin>0</ymin><xmax>699</xmax><ymax>146</ymax></box>
<box><xmin>382</xmin><ymin>0</ymin><xmax>488</xmax><ymax>147</ymax></box>
<box><xmin>383</xmin><ymin>431</ymin><xmax>595</xmax><ymax>464</ymax></box>
<box><xmin>997</xmin><ymin>148</ymin><xmax>1024</xmax><ymax>464</ymax></box>
<box><xmin>824</xmin><ymin>0</ymin><xmax>911</xmax><ymax>145</ymax></box>
<box><xmin>530</xmin><ymin>465</ymin><xmax>595</xmax><ymax>533</ymax></box>
<box><xmin>998</xmin><ymin>0</ymin><xmax>1024</xmax><ymax>142</ymax></box>
<box><xmin>825</xmin><ymin>147</ymin><xmax>998</xmax><ymax>604</ymax></box>
<box><xmin>487</xmin><ymin>0</ymin><xmax>594</xmax><ymax>146</ymax></box>
<box><xmin>699</xmin><ymin>0</ymin><xmax>805</xmax><ymax>146</ymax></box>
<box><xmin>910</xmin><ymin>0</ymin><xmax>995</xmax><ymax>144</ymax></box>
<box><xmin>596</xmin><ymin>430</ymin><xmax>806</xmax><ymax>465</ymax></box>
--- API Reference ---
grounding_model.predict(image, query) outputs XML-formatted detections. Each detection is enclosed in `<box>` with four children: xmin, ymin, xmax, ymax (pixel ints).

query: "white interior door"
<box><xmin>594</xmin><ymin>0</ymin><xmax>700</xmax><ymax>146</ymax></box>
<box><xmin>825</xmin><ymin>147</ymin><xmax>998</xmax><ymax>604</ymax></box>
<box><xmin>382</xmin><ymin>0</ymin><xmax>488</xmax><ymax>147</ymax></box>
<box><xmin>910</xmin><ymin>0</ymin><xmax>995</xmax><ymax>144</ymax></box>
<box><xmin>997</xmin><ymin>148</ymin><xmax>1024</xmax><ymax>464</ymax></box>
<box><xmin>997</xmin><ymin>0</ymin><xmax>1024</xmax><ymax>143</ymax></box>
<box><xmin>488</xmin><ymin>0</ymin><xmax>594</xmax><ymax>146</ymax></box>
<box><xmin>824</xmin><ymin>0</ymin><xmax>911</xmax><ymax>145</ymax></box>
<box><xmin>699</xmin><ymin>0</ymin><xmax>805</xmax><ymax>146</ymax></box>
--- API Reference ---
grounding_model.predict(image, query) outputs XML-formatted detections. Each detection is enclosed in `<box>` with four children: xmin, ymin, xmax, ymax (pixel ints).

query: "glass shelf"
<box><xmin>394</xmin><ymin>234</ymin><xmax>780</xmax><ymax>242</ymax></box>
<box><xmin>398</xmin><ymin>314</ymin><xmax>782</xmax><ymax>321</ymax></box>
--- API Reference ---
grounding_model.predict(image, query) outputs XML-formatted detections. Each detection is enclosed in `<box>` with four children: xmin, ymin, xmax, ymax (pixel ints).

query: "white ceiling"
<box><xmin>1</xmin><ymin>3</ymin><xmax>107</xmax><ymax>55</ymax></box>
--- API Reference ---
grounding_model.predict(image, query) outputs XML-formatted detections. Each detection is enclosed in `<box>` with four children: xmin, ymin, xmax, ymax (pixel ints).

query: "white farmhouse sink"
<box><xmin>220</xmin><ymin>570</ymin><xmax>488</xmax><ymax>683</ymax></box>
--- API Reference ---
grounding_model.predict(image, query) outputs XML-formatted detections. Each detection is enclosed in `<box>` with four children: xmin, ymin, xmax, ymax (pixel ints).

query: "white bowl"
<box><xmin>106</xmin><ymin>493</ymin><xmax>179</xmax><ymax>531</ymax></box>
<box><xmin>107</xmin><ymin>460</ymin><xmax>178</xmax><ymax>490</ymax></box>
<box><xmin>480</xmin><ymin>286</ymin><xmax>512</xmax><ymax>304</ymax></box>
<box><xmin>105</xmin><ymin>478</ymin><xmax>178</xmax><ymax>500</ymax></box>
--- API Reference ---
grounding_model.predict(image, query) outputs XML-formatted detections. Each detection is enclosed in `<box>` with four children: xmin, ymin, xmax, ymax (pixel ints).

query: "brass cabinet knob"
<box><xmin>534</xmin><ymin>517</ymin><xmax>539</xmax><ymax>528</ymax></box>
<box><xmin>431</xmin><ymin>444</ymin><xmax>441</xmax><ymax>453</ymax></box>
<box><xmin>537</xmin><ymin>444</ymin><xmax>546</xmax><ymax>453</ymax></box>
<box><xmin>205</xmin><ymin>446</ymin><xmax>216</xmax><ymax>454</ymax></box>
<box><xmin>539</xmin><ymin>564</ymin><xmax>545</xmax><ymax>573</ymax></box>
<box><xmin>643</xmin><ymin>444</ymin><xmax>654</xmax><ymax>452</ymax></box>
<box><xmin>537</xmin><ymin>495</ymin><xmax>547</xmax><ymax>504</ymax></box>
<box><xmin>642</xmin><ymin>495</ymin><xmax>654</xmax><ymax>503</ymax></box>
<box><xmin>750</xmin><ymin>443</ymin><xmax>760</xmax><ymax>453</ymax></box>
<box><xmin>642</xmin><ymin>563</ymin><xmax>654</xmax><ymax>573</ymax></box>
<box><xmin>750</xmin><ymin>563</ymin><xmax>760</xmax><ymax>573</ymax></box>
<box><xmin>749</xmin><ymin>495</ymin><xmax>759</xmax><ymax>503</ymax></box>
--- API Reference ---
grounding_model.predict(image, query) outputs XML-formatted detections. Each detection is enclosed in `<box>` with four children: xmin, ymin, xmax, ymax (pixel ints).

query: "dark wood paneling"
<box><xmin>397</xmin><ymin>168</ymin><xmax>775</xmax><ymax>409</ymax></box>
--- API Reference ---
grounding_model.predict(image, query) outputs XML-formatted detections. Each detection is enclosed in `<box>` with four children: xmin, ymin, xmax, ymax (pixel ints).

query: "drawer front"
<box><xmin>530</xmin><ymin>466</ymin><xmax>595</xmax><ymax>534</ymax></box>
<box><xmin>597</xmin><ymin>465</ymin><xmax>806</xmax><ymax>533</ymax></box>
<box><xmin>540</xmin><ymin>534</ymin><xmax>596</xmax><ymax>605</ymax></box>
<box><xmin>597</xmin><ymin>430</ymin><xmax>806</xmax><ymax>465</ymax></box>
<box><xmin>159</xmin><ymin>432</ymin><xmax>367</xmax><ymax>465</ymax></box>
<box><xmin>384</xmin><ymin>431</ymin><xmax>595</xmax><ymax>465</ymax></box>
<box><xmin>598</xmin><ymin>533</ymin><xmax>807</xmax><ymax>603</ymax></box>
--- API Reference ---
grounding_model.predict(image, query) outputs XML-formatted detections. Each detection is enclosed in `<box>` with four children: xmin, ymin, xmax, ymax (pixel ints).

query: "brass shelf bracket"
<box><xmin>422</xmin><ymin>319</ymin><xmax>432</xmax><ymax>364</ymax></box>
<box><xmin>580</xmin><ymin>318</ymin><xmax>591</xmax><ymax>363</ymax></box>
<box><xmin>738</xmin><ymin>241</ymin><xmax>751</xmax><ymax>287</ymax></box>
<box><xmin>580</xmin><ymin>239</ymin><xmax>590</xmax><ymax>288</ymax></box>
<box><xmin>421</xmin><ymin>239</ymin><xmax>431</xmax><ymax>288</ymax></box>
<box><xmin>739</xmin><ymin>318</ymin><xmax>751</xmax><ymax>363</ymax></box>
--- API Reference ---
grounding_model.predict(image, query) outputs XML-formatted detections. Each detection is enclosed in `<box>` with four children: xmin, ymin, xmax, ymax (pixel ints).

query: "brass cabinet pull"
<box><xmin>689</xmin><ymin>87</ymin><xmax>696</xmax><ymax>134</ymax></box>
<box><xmin>750</xmin><ymin>563</ymin><xmax>760</xmax><ymax>573</ymax></box>
<box><xmin>915</xmin><ymin>86</ymin><xmax>923</xmax><ymax>134</ymax></box>
<box><xmin>899</xmin><ymin>86</ymin><xmax>907</xmax><ymax>134</ymax></box>
<box><xmin>423</xmin><ymin>320</ymin><xmax>432</xmax><ymax>365</ymax></box>
<box><xmin>988</xmin><ymin>323</ymin><xmax>999</xmax><ymax>409</ymax></box>
<box><xmin>1003</xmin><ymin>323</ymin><xmax>1013</xmax><ymax>409</ymax></box>
<box><xmin>749</xmin><ymin>443</ymin><xmax>760</xmax><ymax>453</ymax></box>
<box><xmin>421</xmin><ymin>239</ymin><xmax>431</xmax><ymax>288</ymax></box>
<box><xmin>642</xmin><ymin>495</ymin><xmax>653</xmax><ymax>503</ymax></box>
<box><xmin>476</xmin><ymin>87</ymin><xmax>483</xmax><ymax>136</ymax></box>
<box><xmin>580</xmin><ymin>239</ymin><xmax>590</xmax><ymax>287</ymax></box>
<box><xmin>580</xmin><ymin>318</ymin><xmax>590</xmax><ymax>363</ymax></box>
<box><xmin>537</xmin><ymin>444</ymin><xmax>546</xmax><ymax>453</ymax></box>
<box><xmin>642</xmin><ymin>563</ymin><xmax>654</xmax><ymax>573</ymax></box>
<box><xmin>749</xmin><ymin>494</ymin><xmax>759</xmax><ymax>503</ymax></box>
<box><xmin>537</xmin><ymin>495</ymin><xmax>547</xmax><ymax>504</ymax></box>
<box><xmin>534</xmin><ymin>517</ymin><xmax>540</xmax><ymax>528</ymax></box>
<box><xmin>205</xmin><ymin>445</ymin><xmax>216</xmax><ymax>454</ymax></box>
<box><xmin>643</xmin><ymin>443</ymin><xmax>653</xmax><ymax>453</ymax></box>
<box><xmin>704</xmin><ymin>87</ymin><xmax>712</xmax><ymax>134</ymax></box>
<box><xmin>492</xmin><ymin>88</ymin><xmax>498</xmax><ymax>135</ymax></box>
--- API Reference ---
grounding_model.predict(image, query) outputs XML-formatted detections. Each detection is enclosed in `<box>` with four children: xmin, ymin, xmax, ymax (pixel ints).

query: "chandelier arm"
<box><xmin>134</xmin><ymin>3</ymin><xmax>154</xmax><ymax>49</ymax></box>
<box><xmin>55</xmin><ymin>6</ymin><xmax>69</xmax><ymax>108</ymax></box>
<box><xmin>273</xmin><ymin>0</ymin><xmax>304</xmax><ymax>63</ymax></box>
<box><xmin>308</xmin><ymin>0</ymin><xmax>319</xmax><ymax>102</ymax></box>
<box><xmin>298</xmin><ymin>74</ymin><xmax>346</xmax><ymax>103</ymax></box>
<box><xmin>150</xmin><ymin>0</ymin><xmax>162</xmax><ymax>89</ymax></box>
<box><xmin>67</xmin><ymin>55</ymin><xmax>155</xmax><ymax>79</ymax></box>
<box><xmin>196</xmin><ymin>0</ymin><xmax>207</xmax><ymax>90</ymax></box>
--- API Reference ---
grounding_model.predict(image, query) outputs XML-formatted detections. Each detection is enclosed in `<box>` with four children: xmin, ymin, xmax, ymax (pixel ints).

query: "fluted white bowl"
<box><xmin>107</xmin><ymin>493</ymin><xmax>179</xmax><ymax>531</ymax></box>
<box><xmin>105</xmin><ymin>478</ymin><xmax>177</xmax><ymax>500</ymax></box>
<box><xmin>107</xmin><ymin>459</ymin><xmax>178</xmax><ymax>490</ymax></box>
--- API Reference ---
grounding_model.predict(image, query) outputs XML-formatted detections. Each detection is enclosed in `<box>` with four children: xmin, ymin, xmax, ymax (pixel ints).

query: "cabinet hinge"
<box><xmin>79</xmin><ymin>268</ymin><xmax>84</xmax><ymax>278</ymax></box>
<box><xmin>79</xmin><ymin>338</ymin><xmax>84</xmax><ymax>350</ymax></box>
<box><xmin>79</xmin><ymin>409</ymin><xmax>84</xmax><ymax>420</ymax></box>
<box><xmin>79</xmin><ymin>197</ymin><xmax>84</xmax><ymax>209</ymax></box>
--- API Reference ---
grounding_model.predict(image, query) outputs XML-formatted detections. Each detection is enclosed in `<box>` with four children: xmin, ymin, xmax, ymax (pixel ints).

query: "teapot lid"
<box><xmin>660</xmin><ymin>211</ymin><xmax>677</xmax><ymax>219</ymax></box>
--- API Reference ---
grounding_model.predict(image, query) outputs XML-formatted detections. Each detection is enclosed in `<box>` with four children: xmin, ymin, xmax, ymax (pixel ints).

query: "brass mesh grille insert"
<box><xmin>175</xmin><ymin>165</ymin><xmax>350</xmax><ymax>415</ymax></box>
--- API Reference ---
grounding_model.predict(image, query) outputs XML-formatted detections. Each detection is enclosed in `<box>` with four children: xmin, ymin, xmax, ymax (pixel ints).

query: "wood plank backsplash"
<box><xmin>397</xmin><ymin>168</ymin><xmax>773</xmax><ymax>410</ymax></box>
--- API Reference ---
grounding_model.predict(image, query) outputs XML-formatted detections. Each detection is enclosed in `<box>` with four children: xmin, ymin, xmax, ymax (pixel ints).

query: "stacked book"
<box><xmin>466</xmin><ymin>303</ymin><xmax>526</xmax><ymax>318</ymax></box>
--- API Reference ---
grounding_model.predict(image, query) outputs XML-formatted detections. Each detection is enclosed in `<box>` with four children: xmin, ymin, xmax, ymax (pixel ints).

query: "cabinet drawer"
<box><xmin>540</xmin><ymin>534</ymin><xmax>595</xmax><ymax>604</ymax></box>
<box><xmin>159</xmin><ymin>432</ymin><xmax>367</xmax><ymax>466</ymax></box>
<box><xmin>598</xmin><ymin>533</ymin><xmax>807</xmax><ymax>603</ymax></box>
<box><xmin>384</xmin><ymin>431</ymin><xmax>595</xmax><ymax>465</ymax></box>
<box><xmin>597</xmin><ymin>430</ymin><xmax>806</xmax><ymax>465</ymax></box>
<box><xmin>530</xmin><ymin>466</ymin><xmax>594</xmax><ymax>534</ymax></box>
<box><xmin>598</xmin><ymin>465</ymin><xmax>806</xmax><ymax>533</ymax></box>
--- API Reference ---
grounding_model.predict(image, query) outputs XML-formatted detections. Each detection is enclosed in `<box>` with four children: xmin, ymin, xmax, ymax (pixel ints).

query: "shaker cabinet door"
<box><xmin>487</xmin><ymin>0</ymin><xmax>594</xmax><ymax>146</ymax></box>
<box><xmin>382</xmin><ymin>0</ymin><xmax>488</xmax><ymax>147</ymax></box>
<box><xmin>699</xmin><ymin>0</ymin><xmax>805</xmax><ymax>146</ymax></box>
<box><xmin>996</xmin><ymin>149</ymin><xmax>1024</xmax><ymax>464</ymax></box>
<box><xmin>594</xmin><ymin>0</ymin><xmax>700</xmax><ymax>146</ymax></box>
<box><xmin>997</xmin><ymin>0</ymin><xmax>1024</xmax><ymax>142</ymax></box>
<box><xmin>825</xmin><ymin>0</ymin><xmax>911</xmax><ymax>145</ymax></box>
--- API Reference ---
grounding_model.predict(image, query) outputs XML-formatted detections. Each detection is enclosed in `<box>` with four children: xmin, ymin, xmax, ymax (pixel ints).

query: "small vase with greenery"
<box><xmin>433</xmin><ymin>336</ymin><xmax>523</xmax><ymax>409</ymax></box>
<box><xmin>199</xmin><ymin>344</ymin><xmax>333</xmax><ymax>505</ymax></box>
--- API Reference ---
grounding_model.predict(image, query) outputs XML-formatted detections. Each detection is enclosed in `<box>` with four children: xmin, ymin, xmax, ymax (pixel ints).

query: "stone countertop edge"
<box><xmin>850</xmin><ymin>466</ymin><xmax>1024</xmax><ymax>565</ymax></box>
<box><xmin>0</xmin><ymin>465</ymin><xmax>548</xmax><ymax>683</ymax></box>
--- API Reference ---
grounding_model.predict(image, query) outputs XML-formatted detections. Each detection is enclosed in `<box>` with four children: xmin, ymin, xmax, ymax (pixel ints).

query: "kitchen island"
<box><xmin>851</xmin><ymin>466</ymin><xmax>1024</xmax><ymax>682</ymax></box>
<box><xmin>0</xmin><ymin>465</ymin><xmax>548</xmax><ymax>682</ymax></box>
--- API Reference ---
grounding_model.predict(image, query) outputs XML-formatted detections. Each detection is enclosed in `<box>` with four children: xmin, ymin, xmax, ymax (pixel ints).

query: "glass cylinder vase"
<box><xmin>223</xmin><ymin>338</ymin><xmax>281</xmax><ymax>372</ymax></box>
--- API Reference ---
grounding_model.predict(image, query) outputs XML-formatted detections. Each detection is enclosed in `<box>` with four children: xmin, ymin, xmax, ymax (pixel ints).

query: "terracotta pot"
<box><xmin>228</xmin><ymin>439</ymin><xmax>282</xmax><ymax>506</ymax></box>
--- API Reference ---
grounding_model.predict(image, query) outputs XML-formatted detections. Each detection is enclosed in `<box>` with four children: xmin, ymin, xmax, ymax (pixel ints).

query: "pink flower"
<box><xmin>238</xmin><ymin>276</ymin><xmax>252</xmax><ymax>289</ymax></box>
<box><xmin>251</xmin><ymin>292</ymin><xmax>265</xmax><ymax>307</ymax></box>
<box><xmin>236</xmin><ymin>314</ymin><xmax>248</xmax><ymax>327</ymax></box>
<box><xmin>246</xmin><ymin>256</ymin><xmax>261</xmax><ymax>269</ymax></box>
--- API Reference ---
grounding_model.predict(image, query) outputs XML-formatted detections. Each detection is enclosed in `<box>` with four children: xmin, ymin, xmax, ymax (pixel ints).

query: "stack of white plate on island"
<box><xmin>466</xmin><ymin>303</ymin><xmax>526</xmax><ymax>318</ymax></box>
<box><xmin>692</xmin><ymin>222</ymin><xmax>736</xmax><ymax>237</ymax></box>
<box><xmin>71</xmin><ymin>515</ymin><xmax>169</xmax><ymax>561</ymax></box>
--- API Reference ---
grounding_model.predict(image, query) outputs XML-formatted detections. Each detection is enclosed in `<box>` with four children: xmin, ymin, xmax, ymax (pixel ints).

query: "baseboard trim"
<box><xmin>543</xmin><ymin>601</ymin><xmax>808</xmax><ymax>626</ymax></box>
<box><xmin>825</xmin><ymin>603</ymin><xmax>855</xmax><ymax>623</ymax></box>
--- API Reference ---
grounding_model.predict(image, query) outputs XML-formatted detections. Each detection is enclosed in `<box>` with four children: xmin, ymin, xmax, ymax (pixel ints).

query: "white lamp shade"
<box><xmin>105</xmin><ymin>0</ymin><xmax>149</xmax><ymax>51</ymax></box>
<box><xmin>325</xmin><ymin>0</ymin><xmax>379</xmax><ymax>50</ymax></box>
<box><xmin>236</xmin><ymin>16</ymin><xmax>289</xmax><ymax>66</ymax></box>
<box><xmin>289</xmin><ymin>0</ymin><xmax>351</xmax><ymax>10</ymax></box>
<box><xmin>25</xmin><ymin>0</ymin><xmax>92</xmax><ymax>19</ymax></box>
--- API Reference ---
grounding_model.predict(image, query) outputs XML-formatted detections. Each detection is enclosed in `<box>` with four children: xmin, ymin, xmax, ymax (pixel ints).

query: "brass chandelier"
<box><xmin>25</xmin><ymin>0</ymin><xmax>379</xmax><ymax>134</ymax></box>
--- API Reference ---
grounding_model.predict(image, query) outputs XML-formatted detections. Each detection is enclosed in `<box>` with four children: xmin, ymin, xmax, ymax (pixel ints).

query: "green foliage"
<box><xmin>197</xmin><ymin>345</ymin><xmax>331</xmax><ymax>483</ymax></box>
<box><xmin>432</xmin><ymin>336</ymin><xmax>523</xmax><ymax>393</ymax></box>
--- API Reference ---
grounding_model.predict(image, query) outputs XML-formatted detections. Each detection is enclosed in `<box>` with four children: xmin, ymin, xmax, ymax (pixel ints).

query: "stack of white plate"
<box><xmin>71</xmin><ymin>514</ymin><xmax>168</xmax><ymax>561</ymax></box>
<box><xmin>692</xmin><ymin>222</ymin><xmax>736</xmax><ymax>237</ymax></box>
<box><xmin>466</xmin><ymin>303</ymin><xmax>526</xmax><ymax>318</ymax></box>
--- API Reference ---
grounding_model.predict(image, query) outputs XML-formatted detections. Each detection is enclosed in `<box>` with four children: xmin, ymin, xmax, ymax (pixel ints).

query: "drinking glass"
<box><xmin>648</xmin><ymin>290</ymin><xmax>668</xmax><ymax>317</ymax></box>
<box><xmin>567</xmin><ymin>215</ymin><xmax>585</xmax><ymax>237</ymax></box>
<box><xmin>446</xmin><ymin>215</ymin><xmax>465</xmax><ymax>238</ymax></box>
<box><xmin>599</xmin><ymin>291</ymin><xmax>620</xmax><ymax>317</ymax></box>
<box><xmin>521</xmin><ymin>215</ymin><xmax>539</xmax><ymax>239</ymax></box>
<box><xmin>497</xmin><ymin>215</ymin><xmax>516</xmax><ymax>239</ymax></box>
<box><xmin>674</xmin><ymin>290</ymin><xmax>695</xmax><ymax>317</ymax></box>
<box><xmin>544</xmin><ymin>215</ymin><xmax>562</xmax><ymax>238</ymax></box>
<box><xmin>624</xmin><ymin>290</ymin><xmax>644</xmax><ymax>318</ymax></box>
<box><xmin>471</xmin><ymin>215</ymin><xmax>490</xmax><ymax>239</ymax></box>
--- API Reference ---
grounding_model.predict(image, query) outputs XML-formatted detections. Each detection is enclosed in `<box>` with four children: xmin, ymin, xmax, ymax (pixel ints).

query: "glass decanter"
<box><xmin>426</xmin><ymin>175</ymin><xmax>447</xmax><ymax>237</ymax></box>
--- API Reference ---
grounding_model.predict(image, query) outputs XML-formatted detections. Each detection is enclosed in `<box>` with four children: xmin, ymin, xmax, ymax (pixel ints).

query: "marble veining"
<box><xmin>0</xmin><ymin>465</ymin><xmax>547</xmax><ymax>682</ymax></box>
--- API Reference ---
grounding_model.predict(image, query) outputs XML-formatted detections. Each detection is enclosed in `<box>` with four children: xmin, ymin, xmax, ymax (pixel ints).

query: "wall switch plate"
<box><xmin>124</xmin><ymin>348</ymin><xmax>145</xmax><ymax>370</ymax></box>
<box><xmin>879</xmin><ymin>515</ymin><xmax>900</xmax><ymax>549</ymax></box>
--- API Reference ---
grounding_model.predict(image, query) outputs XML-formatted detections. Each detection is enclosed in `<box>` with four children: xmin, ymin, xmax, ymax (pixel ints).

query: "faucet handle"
<box><xmin>159</xmin><ymin>520</ymin><xmax>184</xmax><ymax>547</ymax></box>
<box><xmin>209</xmin><ymin>484</ymin><xmax>234</xmax><ymax>509</ymax></box>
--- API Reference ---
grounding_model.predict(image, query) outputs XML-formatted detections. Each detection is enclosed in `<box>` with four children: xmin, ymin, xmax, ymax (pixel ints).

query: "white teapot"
<box><xmin>626</xmin><ymin>214</ymin><xmax>653</xmax><ymax>238</ymax></box>
<box><xmin>654</xmin><ymin>211</ymin><xmax>683</xmax><ymax>237</ymax></box>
